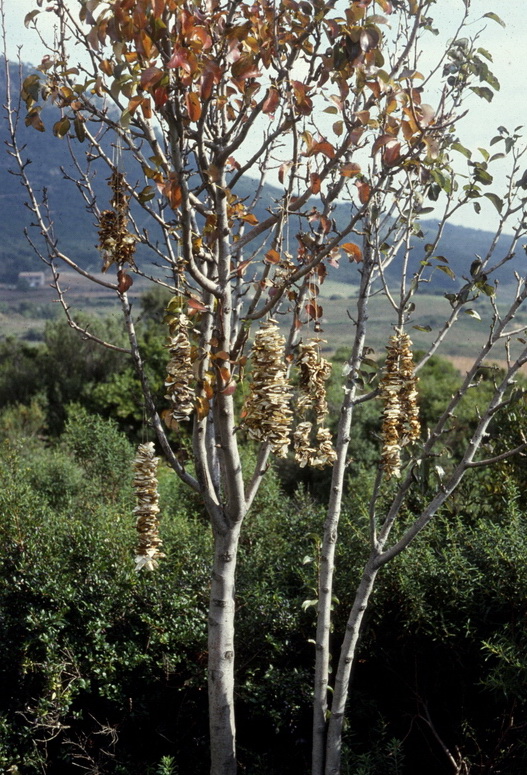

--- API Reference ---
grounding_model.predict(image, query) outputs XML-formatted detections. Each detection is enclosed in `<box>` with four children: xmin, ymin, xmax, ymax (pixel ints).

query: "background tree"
<box><xmin>3</xmin><ymin>1</ymin><xmax>527</xmax><ymax>774</ymax></box>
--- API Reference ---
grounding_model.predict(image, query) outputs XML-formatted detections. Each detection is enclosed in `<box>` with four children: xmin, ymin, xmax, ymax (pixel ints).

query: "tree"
<box><xmin>2</xmin><ymin>1</ymin><xmax>527</xmax><ymax>773</ymax></box>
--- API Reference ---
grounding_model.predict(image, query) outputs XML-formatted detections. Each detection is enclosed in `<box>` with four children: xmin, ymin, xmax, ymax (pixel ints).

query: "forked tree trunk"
<box><xmin>208</xmin><ymin>525</ymin><xmax>241</xmax><ymax>775</ymax></box>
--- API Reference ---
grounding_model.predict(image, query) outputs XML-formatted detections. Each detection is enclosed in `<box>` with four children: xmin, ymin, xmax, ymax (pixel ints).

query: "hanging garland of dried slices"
<box><xmin>164</xmin><ymin>312</ymin><xmax>195</xmax><ymax>425</ymax></box>
<box><xmin>379</xmin><ymin>331</ymin><xmax>420</xmax><ymax>479</ymax></box>
<box><xmin>97</xmin><ymin>170</ymin><xmax>137</xmax><ymax>276</ymax></box>
<box><xmin>133</xmin><ymin>442</ymin><xmax>164</xmax><ymax>572</ymax></box>
<box><xmin>293</xmin><ymin>338</ymin><xmax>337</xmax><ymax>469</ymax></box>
<box><xmin>242</xmin><ymin>321</ymin><xmax>293</xmax><ymax>457</ymax></box>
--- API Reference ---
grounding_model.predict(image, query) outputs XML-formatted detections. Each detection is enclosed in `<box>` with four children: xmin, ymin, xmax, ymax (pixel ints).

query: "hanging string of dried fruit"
<box><xmin>242</xmin><ymin>321</ymin><xmax>293</xmax><ymax>457</ymax></box>
<box><xmin>134</xmin><ymin>442</ymin><xmax>164</xmax><ymax>572</ymax></box>
<box><xmin>164</xmin><ymin>311</ymin><xmax>195</xmax><ymax>427</ymax></box>
<box><xmin>97</xmin><ymin>170</ymin><xmax>136</xmax><ymax>289</ymax></box>
<box><xmin>293</xmin><ymin>338</ymin><xmax>337</xmax><ymax>468</ymax></box>
<box><xmin>379</xmin><ymin>331</ymin><xmax>421</xmax><ymax>479</ymax></box>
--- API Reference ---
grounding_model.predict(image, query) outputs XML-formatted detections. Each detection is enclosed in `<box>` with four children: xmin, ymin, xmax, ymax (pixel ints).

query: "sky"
<box><xmin>2</xmin><ymin>0</ymin><xmax>527</xmax><ymax>231</ymax></box>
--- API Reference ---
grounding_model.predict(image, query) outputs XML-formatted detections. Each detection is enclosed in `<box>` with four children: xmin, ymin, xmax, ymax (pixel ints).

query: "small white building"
<box><xmin>18</xmin><ymin>271</ymin><xmax>46</xmax><ymax>289</ymax></box>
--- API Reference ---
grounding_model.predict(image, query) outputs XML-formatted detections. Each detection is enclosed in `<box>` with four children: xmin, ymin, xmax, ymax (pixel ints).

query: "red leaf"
<box><xmin>141</xmin><ymin>66</ymin><xmax>163</xmax><ymax>90</ymax></box>
<box><xmin>117</xmin><ymin>270</ymin><xmax>133</xmax><ymax>293</ymax></box>
<box><xmin>372</xmin><ymin>133</ymin><xmax>395</xmax><ymax>155</ymax></box>
<box><xmin>153</xmin><ymin>86</ymin><xmax>168</xmax><ymax>107</ymax></box>
<box><xmin>167</xmin><ymin>46</ymin><xmax>195</xmax><ymax>74</ymax></box>
<box><xmin>187</xmin><ymin>297</ymin><xmax>208</xmax><ymax>311</ymax></box>
<box><xmin>310</xmin><ymin>173</ymin><xmax>322</xmax><ymax>194</ymax></box>
<box><xmin>262</xmin><ymin>87</ymin><xmax>280</xmax><ymax>115</ymax></box>
<box><xmin>311</xmin><ymin>140</ymin><xmax>336</xmax><ymax>159</ymax></box>
<box><xmin>306</xmin><ymin>301</ymin><xmax>323</xmax><ymax>320</ymax></box>
<box><xmin>220</xmin><ymin>382</ymin><xmax>237</xmax><ymax>396</ymax></box>
<box><xmin>356</xmin><ymin>179</ymin><xmax>371</xmax><ymax>204</ymax></box>
<box><xmin>383</xmin><ymin>141</ymin><xmax>401</xmax><ymax>166</ymax></box>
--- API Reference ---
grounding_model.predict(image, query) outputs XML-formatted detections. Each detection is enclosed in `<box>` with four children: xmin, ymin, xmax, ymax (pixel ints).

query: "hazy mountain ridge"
<box><xmin>1</xmin><ymin>58</ymin><xmax>521</xmax><ymax>292</ymax></box>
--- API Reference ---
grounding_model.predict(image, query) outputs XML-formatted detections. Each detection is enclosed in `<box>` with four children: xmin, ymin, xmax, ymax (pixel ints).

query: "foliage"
<box><xmin>2</xmin><ymin>393</ymin><xmax>527</xmax><ymax>772</ymax></box>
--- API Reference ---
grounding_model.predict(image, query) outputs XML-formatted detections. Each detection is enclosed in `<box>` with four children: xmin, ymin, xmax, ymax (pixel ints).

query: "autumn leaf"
<box><xmin>265</xmin><ymin>248</ymin><xmax>281</xmax><ymax>264</ymax></box>
<box><xmin>117</xmin><ymin>269</ymin><xmax>134</xmax><ymax>293</ymax></box>
<box><xmin>310</xmin><ymin>173</ymin><xmax>322</xmax><ymax>194</ymax></box>
<box><xmin>340</xmin><ymin>162</ymin><xmax>362</xmax><ymax>177</ymax></box>
<box><xmin>185</xmin><ymin>91</ymin><xmax>202</xmax><ymax>122</ymax></box>
<box><xmin>356</xmin><ymin>179</ymin><xmax>371</xmax><ymax>204</ymax></box>
<box><xmin>25</xmin><ymin>108</ymin><xmax>45</xmax><ymax>132</ymax></box>
<box><xmin>52</xmin><ymin>116</ymin><xmax>71</xmax><ymax>138</ymax></box>
<box><xmin>341</xmin><ymin>243</ymin><xmax>363</xmax><ymax>262</ymax></box>
<box><xmin>141</xmin><ymin>66</ymin><xmax>163</xmax><ymax>90</ymax></box>
<box><xmin>306</xmin><ymin>301</ymin><xmax>323</xmax><ymax>320</ymax></box>
<box><xmin>126</xmin><ymin>95</ymin><xmax>143</xmax><ymax>115</ymax></box>
<box><xmin>262</xmin><ymin>87</ymin><xmax>280</xmax><ymax>115</ymax></box>
<box><xmin>188</xmin><ymin>297</ymin><xmax>208</xmax><ymax>312</ymax></box>
<box><xmin>383</xmin><ymin>140</ymin><xmax>401</xmax><ymax>166</ymax></box>
<box><xmin>240</xmin><ymin>212</ymin><xmax>259</xmax><ymax>224</ymax></box>
<box><xmin>195</xmin><ymin>396</ymin><xmax>210</xmax><ymax>420</ymax></box>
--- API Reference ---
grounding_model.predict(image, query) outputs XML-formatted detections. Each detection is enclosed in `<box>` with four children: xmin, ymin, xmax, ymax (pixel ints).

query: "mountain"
<box><xmin>1</xmin><ymin>57</ymin><xmax>522</xmax><ymax>293</ymax></box>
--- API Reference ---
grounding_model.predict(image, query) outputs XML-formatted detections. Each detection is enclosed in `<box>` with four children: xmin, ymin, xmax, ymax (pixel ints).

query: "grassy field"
<box><xmin>2</xmin><ymin>273</ymin><xmax>526</xmax><ymax>371</ymax></box>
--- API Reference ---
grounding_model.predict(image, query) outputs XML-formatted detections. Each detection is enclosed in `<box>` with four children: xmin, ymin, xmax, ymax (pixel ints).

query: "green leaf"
<box><xmin>73</xmin><ymin>116</ymin><xmax>86</xmax><ymax>143</ymax></box>
<box><xmin>137</xmin><ymin>186</ymin><xmax>155</xmax><ymax>204</ymax></box>
<box><xmin>480</xmin><ymin>282</ymin><xmax>496</xmax><ymax>297</ymax></box>
<box><xmin>473</xmin><ymin>201</ymin><xmax>482</xmax><ymax>214</ymax></box>
<box><xmin>438</xmin><ymin>265</ymin><xmax>456</xmax><ymax>280</ymax></box>
<box><xmin>490</xmin><ymin>135</ymin><xmax>504</xmax><ymax>146</ymax></box>
<box><xmin>412</xmin><ymin>324</ymin><xmax>432</xmax><ymax>332</ymax></box>
<box><xmin>473</xmin><ymin>167</ymin><xmax>493</xmax><ymax>186</ymax></box>
<box><xmin>464</xmin><ymin>309</ymin><xmax>481</xmax><ymax>320</ymax></box>
<box><xmin>478</xmin><ymin>147</ymin><xmax>490</xmax><ymax>161</ymax></box>
<box><xmin>53</xmin><ymin>117</ymin><xmax>71</xmax><ymax>138</ymax></box>
<box><xmin>477</xmin><ymin>47</ymin><xmax>493</xmax><ymax>61</ymax></box>
<box><xmin>302</xmin><ymin>599</ymin><xmax>318</xmax><ymax>612</ymax></box>
<box><xmin>471</xmin><ymin>86</ymin><xmax>494</xmax><ymax>103</ymax></box>
<box><xmin>483</xmin><ymin>12</ymin><xmax>505</xmax><ymax>28</ymax></box>
<box><xmin>452</xmin><ymin>142</ymin><xmax>471</xmax><ymax>159</ymax></box>
<box><xmin>484</xmin><ymin>193</ymin><xmax>503</xmax><ymax>213</ymax></box>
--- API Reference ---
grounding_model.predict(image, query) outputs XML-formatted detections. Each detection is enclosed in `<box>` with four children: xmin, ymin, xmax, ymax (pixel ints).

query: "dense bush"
<box><xmin>1</xmin><ymin>355</ymin><xmax>527</xmax><ymax>773</ymax></box>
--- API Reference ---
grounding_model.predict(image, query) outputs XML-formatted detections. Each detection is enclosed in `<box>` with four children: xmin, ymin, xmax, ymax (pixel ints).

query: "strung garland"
<box><xmin>379</xmin><ymin>331</ymin><xmax>421</xmax><ymax>479</ymax></box>
<box><xmin>293</xmin><ymin>338</ymin><xmax>336</xmax><ymax>469</ymax></box>
<box><xmin>97</xmin><ymin>170</ymin><xmax>137</xmax><ymax>272</ymax></box>
<box><xmin>134</xmin><ymin>442</ymin><xmax>164</xmax><ymax>572</ymax></box>
<box><xmin>164</xmin><ymin>312</ymin><xmax>195</xmax><ymax>425</ymax></box>
<box><xmin>243</xmin><ymin>321</ymin><xmax>293</xmax><ymax>457</ymax></box>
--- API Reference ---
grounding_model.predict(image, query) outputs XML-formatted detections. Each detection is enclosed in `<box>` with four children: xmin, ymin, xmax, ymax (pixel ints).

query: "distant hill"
<box><xmin>1</xmin><ymin>57</ymin><xmax>521</xmax><ymax>293</ymax></box>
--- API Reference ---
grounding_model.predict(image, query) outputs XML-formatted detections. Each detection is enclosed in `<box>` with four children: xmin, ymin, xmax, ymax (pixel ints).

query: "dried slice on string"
<box><xmin>243</xmin><ymin>321</ymin><xmax>293</xmax><ymax>457</ymax></box>
<box><xmin>134</xmin><ymin>442</ymin><xmax>164</xmax><ymax>572</ymax></box>
<box><xmin>164</xmin><ymin>313</ymin><xmax>195</xmax><ymax>424</ymax></box>
<box><xmin>97</xmin><ymin>170</ymin><xmax>137</xmax><ymax>273</ymax></box>
<box><xmin>293</xmin><ymin>337</ymin><xmax>336</xmax><ymax>468</ymax></box>
<box><xmin>296</xmin><ymin>338</ymin><xmax>332</xmax><ymax>422</ymax></box>
<box><xmin>293</xmin><ymin>421</ymin><xmax>314</xmax><ymax>468</ymax></box>
<box><xmin>379</xmin><ymin>331</ymin><xmax>420</xmax><ymax>479</ymax></box>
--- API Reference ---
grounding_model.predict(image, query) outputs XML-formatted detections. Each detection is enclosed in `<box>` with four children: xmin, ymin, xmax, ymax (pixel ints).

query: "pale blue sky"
<box><xmin>3</xmin><ymin>0</ymin><xmax>526</xmax><ymax>231</ymax></box>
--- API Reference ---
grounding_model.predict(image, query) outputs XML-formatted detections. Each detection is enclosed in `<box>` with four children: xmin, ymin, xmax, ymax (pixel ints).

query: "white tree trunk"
<box><xmin>324</xmin><ymin>558</ymin><xmax>379</xmax><ymax>775</ymax></box>
<box><xmin>208</xmin><ymin>526</ymin><xmax>241</xmax><ymax>775</ymax></box>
